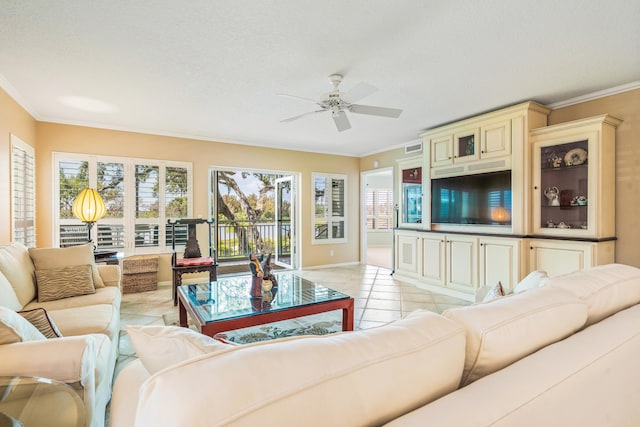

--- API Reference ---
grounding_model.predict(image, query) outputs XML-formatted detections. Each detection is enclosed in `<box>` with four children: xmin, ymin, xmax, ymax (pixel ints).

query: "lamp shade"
<box><xmin>72</xmin><ymin>188</ymin><xmax>106</xmax><ymax>223</ymax></box>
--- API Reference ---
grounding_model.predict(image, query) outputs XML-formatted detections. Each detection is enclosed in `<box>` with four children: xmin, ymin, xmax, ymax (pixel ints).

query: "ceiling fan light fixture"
<box><xmin>278</xmin><ymin>73</ymin><xmax>403</xmax><ymax>131</ymax></box>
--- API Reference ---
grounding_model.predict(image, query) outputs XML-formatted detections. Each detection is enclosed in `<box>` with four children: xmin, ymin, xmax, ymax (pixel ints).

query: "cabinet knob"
<box><xmin>530</xmin><ymin>246</ymin><xmax>533</xmax><ymax>250</ymax></box>
<box><xmin>534</xmin><ymin>186</ymin><xmax>538</xmax><ymax>190</ymax></box>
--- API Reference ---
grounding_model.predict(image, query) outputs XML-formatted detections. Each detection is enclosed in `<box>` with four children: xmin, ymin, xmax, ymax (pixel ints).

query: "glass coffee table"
<box><xmin>0</xmin><ymin>376</ymin><xmax>85</xmax><ymax>427</ymax></box>
<box><xmin>177</xmin><ymin>271</ymin><xmax>354</xmax><ymax>337</ymax></box>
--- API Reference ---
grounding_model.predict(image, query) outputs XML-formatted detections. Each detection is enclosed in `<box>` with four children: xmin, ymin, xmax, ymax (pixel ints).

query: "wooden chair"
<box><xmin>169</xmin><ymin>218</ymin><xmax>217</xmax><ymax>305</ymax></box>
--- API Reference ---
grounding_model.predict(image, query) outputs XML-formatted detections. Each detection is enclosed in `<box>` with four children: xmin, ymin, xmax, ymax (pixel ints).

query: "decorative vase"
<box><xmin>544</xmin><ymin>187</ymin><xmax>560</xmax><ymax>206</ymax></box>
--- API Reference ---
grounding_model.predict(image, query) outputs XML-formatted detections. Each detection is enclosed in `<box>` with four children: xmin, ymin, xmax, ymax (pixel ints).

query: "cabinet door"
<box><xmin>396</xmin><ymin>233</ymin><xmax>419</xmax><ymax>276</ymax></box>
<box><xmin>480</xmin><ymin>119</ymin><xmax>511</xmax><ymax>158</ymax></box>
<box><xmin>479</xmin><ymin>238</ymin><xmax>519</xmax><ymax>291</ymax></box>
<box><xmin>398</xmin><ymin>158</ymin><xmax>424</xmax><ymax>228</ymax></box>
<box><xmin>528</xmin><ymin>240</ymin><xmax>590</xmax><ymax>277</ymax></box>
<box><xmin>453</xmin><ymin>128</ymin><xmax>480</xmax><ymax>163</ymax></box>
<box><xmin>420</xmin><ymin>234</ymin><xmax>445</xmax><ymax>285</ymax></box>
<box><xmin>533</xmin><ymin>136</ymin><xmax>593</xmax><ymax>237</ymax></box>
<box><xmin>446</xmin><ymin>236</ymin><xmax>477</xmax><ymax>292</ymax></box>
<box><xmin>430</xmin><ymin>134</ymin><xmax>453</xmax><ymax>167</ymax></box>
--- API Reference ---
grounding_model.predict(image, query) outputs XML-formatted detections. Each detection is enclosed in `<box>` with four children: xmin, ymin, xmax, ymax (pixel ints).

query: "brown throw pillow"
<box><xmin>35</xmin><ymin>264</ymin><xmax>95</xmax><ymax>302</ymax></box>
<box><xmin>18</xmin><ymin>308</ymin><xmax>63</xmax><ymax>338</ymax></box>
<box><xmin>29</xmin><ymin>243</ymin><xmax>105</xmax><ymax>288</ymax></box>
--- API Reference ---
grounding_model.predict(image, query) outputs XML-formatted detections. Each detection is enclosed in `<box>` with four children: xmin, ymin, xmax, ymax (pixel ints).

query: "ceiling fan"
<box><xmin>278</xmin><ymin>74</ymin><xmax>403</xmax><ymax>132</ymax></box>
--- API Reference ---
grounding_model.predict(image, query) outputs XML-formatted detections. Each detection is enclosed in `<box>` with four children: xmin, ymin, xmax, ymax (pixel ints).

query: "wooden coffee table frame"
<box><xmin>178</xmin><ymin>285</ymin><xmax>355</xmax><ymax>337</ymax></box>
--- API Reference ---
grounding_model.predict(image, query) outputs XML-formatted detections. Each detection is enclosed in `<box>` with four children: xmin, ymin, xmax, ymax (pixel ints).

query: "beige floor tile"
<box><xmin>402</xmin><ymin>301</ymin><xmax>439</xmax><ymax>314</ymax></box>
<box><xmin>368</xmin><ymin>290</ymin><xmax>401</xmax><ymax>300</ymax></box>
<box><xmin>365</xmin><ymin>298</ymin><xmax>402</xmax><ymax>311</ymax></box>
<box><xmin>361</xmin><ymin>309</ymin><xmax>402</xmax><ymax>323</ymax></box>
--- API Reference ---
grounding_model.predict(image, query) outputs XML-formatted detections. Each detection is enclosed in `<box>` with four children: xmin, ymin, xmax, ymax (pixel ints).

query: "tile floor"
<box><xmin>116</xmin><ymin>264</ymin><xmax>470</xmax><ymax>377</ymax></box>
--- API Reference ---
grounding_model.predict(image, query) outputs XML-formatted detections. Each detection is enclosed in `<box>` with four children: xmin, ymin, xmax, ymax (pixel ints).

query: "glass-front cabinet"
<box><xmin>531</xmin><ymin>115</ymin><xmax>621</xmax><ymax>239</ymax></box>
<box><xmin>397</xmin><ymin>158</ymin><xmax>423</xmax><ymax>227</ymax></box>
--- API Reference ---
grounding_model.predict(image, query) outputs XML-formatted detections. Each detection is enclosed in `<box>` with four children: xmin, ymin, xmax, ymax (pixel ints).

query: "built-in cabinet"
<box><xmin>397</xmin><ymin>157</ymin><xmax>423</xmax><ymax>228</ymax></box>
<box><xmin>419</xmin><ymin>233</ymin><xmax>477</xmax><ymax>292</ymax></box>
<box><xmin>394</xmin><ymin>103</ymin><xmax>621</xmax><ymax>302</ymax></box>
<box><xmin>528</xmin><ymin>239</ymin><xmax>615</xmax><ymax>278</ymax></box>
<box><xmin>479</xmin><ymin>236</ymin><xmax>522</xmax><ymax>291</ymax></box>
<box><xmin>395</xmin><ymin>231</ymin><xmax>419</xmax><ymax>277</ymax></box>
<box><xmin>396</xmin><ymin>229</ymin><xmax>520</xmax><ymax>299</ymax></box>
<box><xmin>530</xmin><ymin>115</ymin><xmax>621</xmax><ymax>239</ymax></box>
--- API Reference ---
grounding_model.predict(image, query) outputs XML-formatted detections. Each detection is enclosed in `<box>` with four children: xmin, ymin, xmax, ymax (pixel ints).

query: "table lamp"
<box><xmin>72</xmin><ymin>188</ymin><xmax>106</xmax><ymax>244</ymax></box>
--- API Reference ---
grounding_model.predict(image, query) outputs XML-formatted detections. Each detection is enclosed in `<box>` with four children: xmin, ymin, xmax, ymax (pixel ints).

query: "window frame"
<box><xmin>53</xmin><ymin>152</ymin><xmax>193</xmax><ymax>254</ymax></box>
<box><xmin>10</xmin><ymin>135</ymin><xmax>36</xmax><ymax>248</ymax></box>
<box><xmin>365</xmin><ymin>188</ymin><xmax>393</xmax><ymax>231</ymax></box>
<box><xmin>311</xmin><ymin>172</ymin><xmax>347</xmax><ymax>245</ymax></box>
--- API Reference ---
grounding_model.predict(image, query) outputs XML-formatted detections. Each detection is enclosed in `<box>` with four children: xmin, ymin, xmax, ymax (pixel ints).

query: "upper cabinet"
<box><xmin>421</xmin><ymin>102</ymin><xmax>550</xmax><ymax>235</ymax></box>
<box><xmin>423</xmin><ymin>102</ymin><xmax>550</xmax><ymax>180</ymax></box>
<box><xmin>530</xmin><ymin>115</ymin><xmax>621</xmax><ymax>239</ymax></box>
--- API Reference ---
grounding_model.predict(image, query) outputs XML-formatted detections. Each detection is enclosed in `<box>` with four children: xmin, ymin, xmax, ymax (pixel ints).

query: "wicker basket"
<box><xmin>122</xmin><ymin>272</ymin><xmax>158</xmax><ymax>293</ymax></box>
<box><xmin>122</xmin><ymin>255</ymin><xmax>159</xmax><ymax>274</ymax></box>
<box><xmin>122</xmin><ymin>255</ymin><xmax>159</xmax><ymax>293</ymax></box>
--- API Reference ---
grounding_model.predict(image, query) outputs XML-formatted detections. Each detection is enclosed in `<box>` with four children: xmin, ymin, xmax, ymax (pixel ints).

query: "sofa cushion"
<box><xmin>0</xmin><ymin>271</ymin><xmax>22</xmax><ymax>311</ymax></box>
<box><xmin>482</xmin><ymin>281</ymin><xmax>505</xmax><ymax>302</ymax></box>
<box><xmin>24</xmin><ymin>286</ymin><xmax>121</xmax><ymax>312</ymax></box>
<box><xmin>35</xmin><ymin>264</ymin><xmax>96</xmax><ymax>302</ymax></box>
<box><xmin>48</xmin><ymin>304</ymin><xmax>117</xmax><ymax>339</ymax></box>
<box><xmin>29</xmin><ymin>243</ymin><xmax>105</xmax><ymax>289</ymax></box>
<box><xmin>0</xmin><ymin>306</ymin><xmax>46</xmax><ymax>344</ymax></box>
<box><xmin>513</xmin><ymin>270</ymin><xmax>548</xmax><ymax>293</ymax></box>
<box><xmin>127</xmin><ymin>325</ymin><xmax>230</xmax><ymax>374</ymax></box>
<box><xmin>547</xmin><ymin>263</ymin><xmax>640</xmax><ymax>326</ymax></box>
<box><xmin>19</xmin><ymin>308</ymin><xmax>63</xmax><ymax>338</ymax></box>
<box><xmin>134</xmin><ymin>310</ymin><xmax>466</xmax><ymax>427</ymax></box>
<box><xmin>0</xmin><ymin>242</ymin><xmax>36</xmax><ymax>307</ymax></box>
<box><xmin>444</xmin><ymin>286</ymin><xmax>588</xmax><ymax>386</ymax></box>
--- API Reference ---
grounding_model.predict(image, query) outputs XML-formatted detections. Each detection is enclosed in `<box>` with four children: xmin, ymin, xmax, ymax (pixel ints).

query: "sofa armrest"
<box><xmin>0</xmin><ymin>336</ymin><xmax>97</xmax><ymax>386</ymax></box>
<box><xmin>97</xmin><ymin>264</ymin><xmax>121</xmax><ymax>288</ymax></box>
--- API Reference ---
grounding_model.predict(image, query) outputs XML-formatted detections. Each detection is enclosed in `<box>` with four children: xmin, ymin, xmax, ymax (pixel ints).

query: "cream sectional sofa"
<box><xmin>110</xmin><ymin>264</ymin><xmax>640</xmax><ymax>427</ymax></box>
<box><xmin>0</xmin><ymin>242</ymin><xmax>121</xmax><ymax>427</ymax></box>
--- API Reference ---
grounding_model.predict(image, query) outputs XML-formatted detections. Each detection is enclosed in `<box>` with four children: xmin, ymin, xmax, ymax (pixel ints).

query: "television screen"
<box><xmin>431</xmin><ymin>171</ymin><xmax>512</xmax><ymax>225</ymax></box>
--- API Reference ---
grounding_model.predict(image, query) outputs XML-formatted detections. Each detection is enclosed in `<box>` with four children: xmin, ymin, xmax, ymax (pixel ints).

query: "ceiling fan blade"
<box><xmin>332</xmin><ymin>110</ymin><xmax>351</xmax><ymax>132</ymax></box>
<box><xmin>349</xmin><ymin>104</ymin><xmax>403</xmax><ymax>118</ymax></box>
<box><xmin>276</xmin><ymin>93</ymin><xmax>321</xmax><ymax>105</ymax></box>
<box><xmin>342</xmin><ymin>82</ymin><xmax>378</xmax><ymax>103</ymax></box>
<box><xmin>281</xmin><ymin>109</ymin><xmax>326</xmax><ymax>123</ymax></box>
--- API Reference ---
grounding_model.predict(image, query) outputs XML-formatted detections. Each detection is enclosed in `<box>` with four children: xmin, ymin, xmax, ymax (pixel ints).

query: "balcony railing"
<box><xmin>60</xmin><ymin>220</ymin><xmax>291</xmax><ymax>262</ymax></box>
<box><xmin>217</xmin><ymin>220</ymin><xmax>291</xmax><ymax>261</ymax></box>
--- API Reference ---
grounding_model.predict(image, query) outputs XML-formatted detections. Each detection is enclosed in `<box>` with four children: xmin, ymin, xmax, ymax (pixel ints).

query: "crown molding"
<box><xmin>547</xmin><ymin>81</ymin><xmax>640</xmax><ymax>109</ymax></box>
<box><xmin>0</xmin><ymin>73</ymin><xmax>41</xmax><ymax>120</ymax></box>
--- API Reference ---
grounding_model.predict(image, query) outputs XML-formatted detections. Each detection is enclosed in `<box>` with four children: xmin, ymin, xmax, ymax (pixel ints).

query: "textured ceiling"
<box><xmin>1</xmin><ymin>0</ymin><xmax>639</xmax><ymax>157</ymax></box>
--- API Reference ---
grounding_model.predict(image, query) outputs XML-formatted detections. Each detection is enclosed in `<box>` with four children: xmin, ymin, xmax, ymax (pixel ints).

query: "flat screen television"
<box><xmin>431</xmin><ymin>170</ymin><xmax>512</xmax><ymax>226</ymax></box>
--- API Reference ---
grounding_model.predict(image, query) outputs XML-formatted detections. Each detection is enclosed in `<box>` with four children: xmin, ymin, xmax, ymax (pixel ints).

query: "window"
<box><xmin>312</xmin><ymin>173</ymin><xmax>346</xmax><ymax>244</ymax></box>
<box><xmin>366</xmin><ymin>189</ymin><xmax>393</xmax><ymax>231</ymax></box>
<box><xmin>53</xmin><ymin>153</ymin><xmax>192</xmax><ymax>253</ymax></box>
<box><xmin>11</xmin><ymin>135</ymin><xmax>36</xmax><ymax>247</ymax></box>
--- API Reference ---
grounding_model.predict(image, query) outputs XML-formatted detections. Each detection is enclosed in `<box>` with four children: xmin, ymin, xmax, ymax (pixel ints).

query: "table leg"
<box><xmin>342</xmin><ymin>298</ymin><xmax>355</xmax><ymax>331</ymax></box>
<box><xmin>173</xmin><ymin>271</ymin><xmax>183</xmax><ymax>306</ymax></box>
<box><xmin>178</xmin><ymin>296</ymin><xmax>187</xmax><ymax>327</ymax></box>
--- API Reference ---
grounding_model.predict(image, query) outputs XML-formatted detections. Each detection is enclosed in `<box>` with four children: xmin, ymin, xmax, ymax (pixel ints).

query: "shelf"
<box><xmin>541</xmin><ymin>164</ymin><xmax>588</xmax><ymax>171</ymax></box>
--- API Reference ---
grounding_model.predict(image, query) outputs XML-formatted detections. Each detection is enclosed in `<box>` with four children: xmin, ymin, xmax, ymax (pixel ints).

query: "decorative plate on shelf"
<box><xmin>564</xmin><ymin>148</ymin><xmax>588</xmax><ymax>166</ymax></box>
